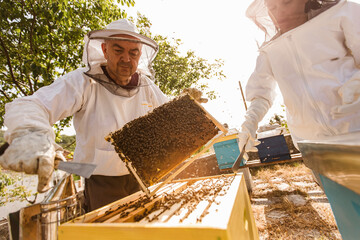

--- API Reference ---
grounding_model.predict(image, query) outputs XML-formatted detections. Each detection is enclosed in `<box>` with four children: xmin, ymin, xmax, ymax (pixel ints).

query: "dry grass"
<box><xmin>249</xmin><ymin>162</ymin><xmax>341</xmax><ymax>240</ymax></box>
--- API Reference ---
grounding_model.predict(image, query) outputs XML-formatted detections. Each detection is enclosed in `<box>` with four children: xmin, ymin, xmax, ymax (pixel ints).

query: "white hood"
<box><xmin>246</xmin><ymin>0</ymin><xmax>341</xmax><ymax>44</ymax></box>
<box><xmin>81</xmin><ymin>19</ymin><xmax>160</xmax><ymax>97</ymax></box>
<box><xmin>245</xmin><ymin>0</ymin><xmax>360</xmax><ymax>146</ymax></box>
<box><xmin>82</xmin><ymin>19</ymin><xmax>158</xmax><ymax>77</ymax></box>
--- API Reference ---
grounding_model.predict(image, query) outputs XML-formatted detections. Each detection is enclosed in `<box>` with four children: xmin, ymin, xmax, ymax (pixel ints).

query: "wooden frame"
<box><xmin>58</xmin><ymin>174</ymin><xmax>259</xmax><ymax>240</ymax></box>
<box><xmin>234</xmin><ymin>153</ymin><xmax>303</xmax><ymax>169</ymax></box>
<box><xmin>119</xmin><ymin>97</ymin><xmax>228</xmax><ymax>197</ymax></box>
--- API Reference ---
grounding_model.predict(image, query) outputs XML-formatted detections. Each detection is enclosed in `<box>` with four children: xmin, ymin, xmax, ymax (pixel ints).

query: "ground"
<box><xmin>249</xmin><ymin>162</ymin><xmax>341</xmax><ymax>240</ymax></box>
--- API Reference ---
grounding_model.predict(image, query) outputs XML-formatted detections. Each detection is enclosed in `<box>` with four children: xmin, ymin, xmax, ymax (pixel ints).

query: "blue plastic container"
<box><xmin>319</xmin><ymin>174</ymin><xmax>360</xmax><ymax>240</ymax></box>
<box><xmin>213</xmin><ymin>136</ymin><xmax>245</xmax><ymax>170</ymax></box>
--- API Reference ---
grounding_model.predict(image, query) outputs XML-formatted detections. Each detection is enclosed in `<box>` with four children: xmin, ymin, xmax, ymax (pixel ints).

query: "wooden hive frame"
<box><xmin>106</xmin><ymin>94</ymin><xmax>228</xmax><ymax>197</ymax></box>
<box><xmin>58</xmin><ymin>173</ymin><xmax>259</xmax><ymax>240</ymax></box>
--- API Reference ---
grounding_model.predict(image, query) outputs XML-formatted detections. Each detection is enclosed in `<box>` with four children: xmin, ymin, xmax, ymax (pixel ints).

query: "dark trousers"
<box><xmin>84</xmin><ymin>174</ymin><xmax>140</xmax><ymax>212</ymax></box>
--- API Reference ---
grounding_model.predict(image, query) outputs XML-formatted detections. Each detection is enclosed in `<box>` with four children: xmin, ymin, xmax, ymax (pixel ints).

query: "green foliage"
<box><xmin>56</xmin><ymin>134</ymin><xmax>76</xmax><ymax>152</ymax></box>
<box><xmin>72</xmin><ymin>174</ymin><xmax>81</xmax><ymax>181</ymax></box>
<box><xmin>269</xmin><ymin>105</ymin><xmax>289</xmax><ymax>133</ymax></box>
<box><xmin>0</xmin><ymin>0</ymin><xmax>134</xmax><ymax>131</ymax></box>
<box><xmin>0</xmin><ymin>5</ymin><xmax>225</xmax><ymax>206</ymax></box>
<box><xmin>0</xmin><ymin>130</ymin><xmax>4</xmax><ymax>145</ymax></box>
<box><xmin>135</xmin><ymin>14</ymin><xmax>225</xmax><ymax>98</ymax></box>
<box><xmin>0</xmin><ymin>169</ymin><xmax>16</xmax><ymax>192</ymax></box>
<box><xmin>0</xmin><ymin>169</ymin><xmax>33</xmax><ymax>206</ymax></box>
<box><xmin>1</xmin><ymin>3</ymin><xmax>224</xmax><ymax>135</ymax></box>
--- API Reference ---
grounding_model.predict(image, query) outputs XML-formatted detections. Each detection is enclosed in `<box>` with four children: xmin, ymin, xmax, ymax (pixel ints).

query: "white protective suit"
<box><xmin>244</xmin><ymin>0</ymin><xmax>360</xmax><ymax>147</ymax></box>
<box><xmin>4</xmin><ymin>69</ymin><xmax>168</xmax><ymax>175</ymax></box>
<box><xmin>2</xmin><ymin>19</ymin><xmax>169</xmax><ymax>190</ymax></box>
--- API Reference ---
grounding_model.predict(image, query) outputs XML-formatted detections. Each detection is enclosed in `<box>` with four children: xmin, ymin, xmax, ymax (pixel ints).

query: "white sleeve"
<box><xmin>245</xmin><ymin>52</ymin><xmax>277</xmax><ymax>106</ymax></box>
<box><xmin>341</xmin><ymin>1</ymin><xmax>360</xmax><ymax>67</ymax></box>
<box><xmin>4</xmin><ymin>69</ymin><xmax>89</xmax><ymax>142</ymax></box>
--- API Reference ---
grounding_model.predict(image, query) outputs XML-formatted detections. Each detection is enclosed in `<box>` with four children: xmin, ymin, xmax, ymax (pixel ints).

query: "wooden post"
<box><xmin>238</xmin><ymin>81</ymin><xmax>247</xmax><ymax>111</ymax></box>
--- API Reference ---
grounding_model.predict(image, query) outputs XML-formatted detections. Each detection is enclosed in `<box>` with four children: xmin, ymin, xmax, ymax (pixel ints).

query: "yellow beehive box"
<box><xmin>58</xmin><ymin>173</ymin><xmax>259</xmax><ymax>240</ymax></box>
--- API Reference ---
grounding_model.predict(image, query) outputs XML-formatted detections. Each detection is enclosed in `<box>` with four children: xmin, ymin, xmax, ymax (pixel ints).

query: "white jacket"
<box><xmin>246</xmin><ymin>0</ymin><xmax>360</xmax><ymax>146</ymax></box>
<box><xmin>4</xmin><ymin>68</ymin><xmax>169</xmax><ymax>176</ymax></box>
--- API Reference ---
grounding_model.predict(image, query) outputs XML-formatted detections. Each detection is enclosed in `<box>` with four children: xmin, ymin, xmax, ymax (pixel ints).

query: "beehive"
<box><xmin>105</xmin><ymin>94</ymin><xmax>226</xmax><ymax>194</ymax></box>
<box><xmin>58</xmin><ymin>173</ymin><xmax>259</xmax><ymax>240</ymax></box>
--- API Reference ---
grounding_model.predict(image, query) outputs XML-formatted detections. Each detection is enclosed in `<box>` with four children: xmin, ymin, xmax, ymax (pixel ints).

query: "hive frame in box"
<box><xmin>58</xmin><ymin>173</ymin><xmax>259</xmax><ymax>240</ymax></box>
<box><xmin>123</xmin><ymin>99</ymin><xmax>228</xmax><ymax>197</ymax></box>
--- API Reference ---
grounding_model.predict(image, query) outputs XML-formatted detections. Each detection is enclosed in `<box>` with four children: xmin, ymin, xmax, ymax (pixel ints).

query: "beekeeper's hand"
<box><xmin>238</xmin><ymin>98</ymin><xmax>271</xmax><ymax>160</ymax></box>
<box><xmin>0</xmin><ymin>128</ymin><xmax>61</xmax><ymax>193</ymax></box>
<box><xmin>331</xmin><ymin>78</ymin><xmax>360</xmax><ymax>119</ymax></box>
<box><xmin>237</xmin><ymin>130</ymin><xmax>261</xmax><ymax>161</ymax></box>
<box><xmin>181</xmin><ymin>88</ymin><xmax>208</xmax><ymax>103</ymax></box>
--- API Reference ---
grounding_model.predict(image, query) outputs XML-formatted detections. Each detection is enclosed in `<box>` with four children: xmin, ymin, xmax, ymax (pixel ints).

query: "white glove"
<box><xmin>237</xmin><ymin>131</ymin><xmax>260</xmax><ymax>161</ymax></box>
<box><xmin>238</xmin><ymin>98</ymin><xmax>271</xmax><ymax>160</ymax></box>
<box><xmin>331</xmin><ymin>78</ymin><xmax>360</xmax><ymax>119</ymax></box>
<box><xmin>0</xmin><ymin>128</ymin><xmax>63</xmax><ymax>193</ymax></box>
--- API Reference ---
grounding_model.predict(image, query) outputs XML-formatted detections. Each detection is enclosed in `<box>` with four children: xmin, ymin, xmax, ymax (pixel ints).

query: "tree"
<box><xmin>135</xmin><ymin>14</ymin><xmax>225</xmax><ymax>98</ymax></box>
<box><xmin>269</xmin><ymin>105</ymin><xmax>289</xmax><ymax>133</ymax></box>
<box><xmin>56</xmin><ymin>134</ymin><xmax>76</xmax><ymax>152</ymax></box>
<box><xmin>0</xmin><ymin>2</ymin><xmax>225</xmax><ymax>134</ymax></box>
<box><xmin>0</xmin><ymin>3</ymin><xmax>226</xmax><ymax>204</ymax></box>
<box><xmin>0</xmin><ymin>0</ymin><xmax>134</xmax><ymax>130</ymax></box>
<box><xmin>0</xmin><ymin>130</ymin><xmax>4</xmax><ymax>145</ymax></box>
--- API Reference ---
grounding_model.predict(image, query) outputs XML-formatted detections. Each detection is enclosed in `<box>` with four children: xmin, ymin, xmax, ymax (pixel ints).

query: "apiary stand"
<box><xmin>58</xmin><ymin>173</ymin><xmax>259</xmax><ymax>240</ymax></box>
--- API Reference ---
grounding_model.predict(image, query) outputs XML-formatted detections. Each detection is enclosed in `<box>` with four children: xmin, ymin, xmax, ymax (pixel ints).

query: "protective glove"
<box><xmin>0</xmin><ymin>128</ymin><xmax>63</xmax><ymax>193</ymax></box>
<box><xmin>331</xmin><ymin>78</ymin><xmax>360</xmax><ymax>119</ymax></box>
<box><xmin>237</xmin><ymin>131</ymin><xmax>260</xmax><ymax>161</ymax></box>
<box><xmin>238</xmin><ymin>98</ymin><xmax>271</xmax><ymax>161</ymax></box>
<box><xmin>181</xmin><ymin>88</ymin><xmax>208</xmax><ymax>103</ymax></box>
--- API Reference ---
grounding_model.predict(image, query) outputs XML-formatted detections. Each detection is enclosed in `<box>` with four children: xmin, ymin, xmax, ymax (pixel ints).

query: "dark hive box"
<box><xmin>106</xmin><ymin>94</ymin><xmax>221</xmax><ymax>188</ymax></box>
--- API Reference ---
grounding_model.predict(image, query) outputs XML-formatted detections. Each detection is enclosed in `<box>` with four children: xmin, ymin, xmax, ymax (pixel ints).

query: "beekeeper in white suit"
<box><xmin>0</xmin><ymin>19</ymin><xmax>169</xmax><ymax>211</ymax></box>
<box><xmin>238</xmin><ymin>0</ymin><xmax>360</xmax><ymax>161</ymax></box>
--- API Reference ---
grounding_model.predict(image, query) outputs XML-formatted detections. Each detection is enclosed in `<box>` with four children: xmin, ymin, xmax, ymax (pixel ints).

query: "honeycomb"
<box><xmin>91</xmin><ymin>175</ymin><xmax>236</xmax><ymax>223</ymax></box>
<box><xmin>106</xmin><ymin>94</ymin><xmax>219</xmax><ymax>187</ymax></box>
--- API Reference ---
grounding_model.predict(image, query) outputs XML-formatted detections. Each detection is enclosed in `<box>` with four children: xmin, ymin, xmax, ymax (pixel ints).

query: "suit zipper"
<box><xmin>287</xmin><ymin>35</ymin><xmax>336</xmax><ymax>135</ymax></box>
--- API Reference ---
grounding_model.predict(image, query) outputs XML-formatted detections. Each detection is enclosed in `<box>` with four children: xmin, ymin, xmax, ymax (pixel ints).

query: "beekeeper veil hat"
<box><xmin>246</xmin><ymin>0</ymin><xmax>340</xmax><ymax>45</ymax></box>
<box><xmin>83</xmin><ymin>19</ymin><xmax>158</xmax><ymax>75</ymax></box>
<box><xmin>82</xmin><ymin>19</ymin><xmax>159</xmax><ymax>96</ymax></box>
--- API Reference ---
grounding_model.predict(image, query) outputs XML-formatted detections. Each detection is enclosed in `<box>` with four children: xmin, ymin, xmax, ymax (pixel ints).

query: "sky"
<box><xmin>63</xmin><ymin>0</ymin><xmax>284</xmax><ymax>135</ymax></box>
<box><xmin>124</xmin><ymin>0</ymin><xmax>286</xmax><ymax>127</ymax></box>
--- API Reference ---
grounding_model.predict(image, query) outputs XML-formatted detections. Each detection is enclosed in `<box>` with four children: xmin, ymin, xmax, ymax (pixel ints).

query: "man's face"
<box><xmin>265</xmin><ymin>0</ymin><xmax>308</xmax><ymax>33</ymax></box>
<box><xmin>101</xmin><ymin>34</ymin><xmax>142</xmax><ymax>86</ymax></box>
